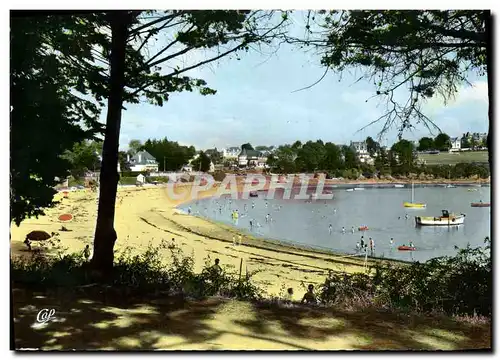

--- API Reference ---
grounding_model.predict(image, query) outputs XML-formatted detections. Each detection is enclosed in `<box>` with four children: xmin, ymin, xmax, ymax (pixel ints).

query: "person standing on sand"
<box><xmin>238</xmin><ymin>235</ymin><xmax>242</xmax><ymax>245</ymax></box>
<box><xmin>360</xmin><ymin>236</ymin><xmax>365</xmax><ymax>248</ymax></box>
<box><xmin>83</xmin><ymin>244</ymin><xmax>91</xmax><ymax>261</ymax></box>
<box><xmin>188</xmin><ymin>206</ymin><xmax>192</xmax><ymax>215</ymax></box>
<box><xmin>369</xmin><ymin>237</ymin><xmax>375</xmax><ymax>254</ymax></box>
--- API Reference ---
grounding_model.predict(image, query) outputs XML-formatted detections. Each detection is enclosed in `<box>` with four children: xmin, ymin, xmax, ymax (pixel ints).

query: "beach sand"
<box><xmin>10</xmin><ymin>183</ymin><xmax>375</xmax><ymax>299</ymax></box>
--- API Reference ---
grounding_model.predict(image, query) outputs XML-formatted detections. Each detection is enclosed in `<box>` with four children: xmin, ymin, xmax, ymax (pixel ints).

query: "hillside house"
<box><xmin>238</xmin><ymin>149</ymin><xmax>268</xmax><ymax>168</ymax></box>
<box><xmin>350</xmin><ymin>141</ymin><xmax>374</xmax><ymax>165</ymax></box>
<box><xmin>222</xmin><ymin>147</ymin><xmax>241</xmax><ymax>159</ymax></box>
<box><xmin>128</xmin><ymin>151</ymin><xmax>159</xmax><ymax>172</ymax></box>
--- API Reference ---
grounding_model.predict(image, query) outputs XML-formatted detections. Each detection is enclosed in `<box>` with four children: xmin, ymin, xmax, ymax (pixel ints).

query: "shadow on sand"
<box><xmin>12</xmin><ymin>287</ymin><xmax>491</xmax><ymax>351</ymax></box>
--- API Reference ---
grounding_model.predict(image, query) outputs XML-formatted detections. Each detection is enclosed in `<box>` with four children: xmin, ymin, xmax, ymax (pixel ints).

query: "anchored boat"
<box><xmin>403</xmin><ymin>182</ymin><xmax>427</xmax><ymax>208</ymax></box>
<box><xmin>398</xmin><ymin>245</ymin><xmax>416</xmax><ymax>251</ymax></box>
<box><xmin>415</xmin><ymin>210</ymin><xmax>466</xmax><ymax>226</ymax></box>
<box><xmin>471</xmin><ymin>202</ymin><xmax>490</xmax><ymax>208</ymax></box>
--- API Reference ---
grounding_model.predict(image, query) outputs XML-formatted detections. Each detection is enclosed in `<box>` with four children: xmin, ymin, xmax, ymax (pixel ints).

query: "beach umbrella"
<box><xmin>25</xmin><ymin>230</ymin><xmax>55</xmax><ymax>241</ymax></box>
<box><xmin>58</xmin><ymin>213</ymin><xmax>73</xmax><ymax>222</ymax></box>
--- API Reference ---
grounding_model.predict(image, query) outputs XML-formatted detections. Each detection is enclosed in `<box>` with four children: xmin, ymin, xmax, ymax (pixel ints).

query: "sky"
<box><xmin>106</xmin><ymin>12</ymin><xmax>489</xmax><ymax>152</ymax></box>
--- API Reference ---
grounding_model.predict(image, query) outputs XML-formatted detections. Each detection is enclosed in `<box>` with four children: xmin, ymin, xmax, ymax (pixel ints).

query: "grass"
<box><xmin>119</xmin><ymin>176</ymin><xmax>139</xmax><ymax>185</ymax></box>
<box><xmin>418</xmin><ymin>151</ymin><xmax>488</xmax><ymax>165</ymax></box>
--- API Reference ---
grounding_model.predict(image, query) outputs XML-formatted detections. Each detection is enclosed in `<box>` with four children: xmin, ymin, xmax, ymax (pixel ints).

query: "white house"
<box><xmin>128</xmin><ymin>151</ymin><xmax>159</xmax><ymax>172</ymax></box>
<box><xmin>350</xmin><ymin>141</ymin><xmax>374</xmax><ymax>165</ymax></box>
<box><xmin>136</xmin><ymin>174</ymin><xmax>146</xmax><ymax>184</ymax></box>
<box><xmin>238</xmin><ymin>149</ymin><xmax>267</xmax><ymax>168</ymax></box>
<box><xmin>450</xmin><ymin>137</ymin><xmax>461</xmax><ymax>152</ymax></box>
<box><xmin>222</xmin><ymin>147</ymin><xmax>241</xmax><ymax>159</ymax></box>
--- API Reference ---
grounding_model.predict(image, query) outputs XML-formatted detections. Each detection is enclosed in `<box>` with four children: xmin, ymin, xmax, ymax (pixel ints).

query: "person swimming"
<box><xmin>329</xmin><ymin>224</ymin><xmax>333</xmax><ymax>234</ymax></box>
<box><xmin>351</xmin><ymin>226</ymin><xmax>355</xmax><ymax>233</ymax></box>
<box><xmin>342</xmin><ymin>227</ymin><xmax>346</xmax><ymax>234</ymax></box>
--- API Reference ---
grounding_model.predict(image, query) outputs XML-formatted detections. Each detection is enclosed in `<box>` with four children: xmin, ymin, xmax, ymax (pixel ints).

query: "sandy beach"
<box><xmin>10</xmin><ymin>182</ymin><xmax>381</xmax><ymax>300</ymax></box>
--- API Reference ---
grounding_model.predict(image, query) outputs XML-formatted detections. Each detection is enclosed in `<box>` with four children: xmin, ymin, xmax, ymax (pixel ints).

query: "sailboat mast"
<box><xmin>411</xmin><ymin>182</ymin><xmax>415</xmax><ymax>203</ymax></box>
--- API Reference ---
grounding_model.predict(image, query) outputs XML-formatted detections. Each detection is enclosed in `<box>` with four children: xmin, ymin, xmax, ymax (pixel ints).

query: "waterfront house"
<box><xmin>128</xmin><ymin>151</ymin><xmax>159</xmax><ymax>172</ymax></box>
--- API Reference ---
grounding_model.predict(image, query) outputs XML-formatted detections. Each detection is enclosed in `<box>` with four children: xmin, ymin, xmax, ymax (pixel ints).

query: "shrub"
<box><xmin>317</xmin><ymin>238</ymin><xmax>491</xmax><ymax>317</ymax></box>
<box><xmin>11</xmin><ymin>242</ymin><xmax>263</xmax><ymax>301</ymax></box>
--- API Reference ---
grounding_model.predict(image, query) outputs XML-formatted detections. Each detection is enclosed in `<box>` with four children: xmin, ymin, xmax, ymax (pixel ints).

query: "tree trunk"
<box><xmin>91</xmin><ymin>12</ymin><xmax>128</xmax><ymax>274</ymax></box>
<box><xmin>485</xmin><ymin>11</ymin><xmax>492</xmax><ymax>171</ymax></box>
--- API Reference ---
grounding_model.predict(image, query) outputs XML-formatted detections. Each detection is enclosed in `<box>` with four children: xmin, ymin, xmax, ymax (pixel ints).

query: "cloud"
<box><xmin>422</xmin><ymin>80</ymin><xmax>488</xmax><ymax>114</ymax></box>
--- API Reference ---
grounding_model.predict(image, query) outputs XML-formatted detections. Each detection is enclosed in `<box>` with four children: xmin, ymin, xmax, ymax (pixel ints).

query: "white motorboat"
<box><xmin>394</xmin><ymin>184</ymin><xmax>404</xmax><ymax>188</ymax></box>
<box><xmin>354</xmin><ymin>187</ymin><xmax>365</xmax><ymax>191</ymax></box>
<box><xmin>415</xmin><ymin>210</ymin><xmax>466</xmax><ymax>226</ymax></box>
<box><xmin>346</xmin><ymin>189</ymin><xmax>354</xmax><ymax>192</ymax></box>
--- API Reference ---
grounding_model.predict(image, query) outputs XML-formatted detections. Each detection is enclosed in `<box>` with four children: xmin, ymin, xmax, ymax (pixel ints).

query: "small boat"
<box><xmin>471</xmin><ymin>202</ymin><xmax>490</xmax><ymax>207</ymax></box>
<box><xmin>311</xmin><ymin>193</ymin><xmax>318</xmax><ymax>199</ymax></box>
<box><xmin>398</xmin><ymin>246</ymin><xmax>416</xmax><ymax>251</ymax></box>
<box><xmin>394</xmin><ymin>184</ymin><xmax>404</xmax><ymax>188</ymax></box>
<box><xmin>404</xmin><ymin>182</ymin><xmax>426</xmax><ymax>208</ymax></box>
<box><xmin>446</xmin><ymin>184</ymin><xmax>456</xmax><ymax>188</ymax></box>
<box><xmin>346</xmin><ymin>189</ymin><xmax>354</xmax><ymax>192</ymax></box>
<box><xmin>467</xmin><ymin>188</ymin><xmax>478</xmax><ymax>192</ymax></box>
<box><xmin>358</xmin><ymin>225</ymin><xmax>369</xmax><ymax>231</ymax></box>
<box><xmin>354</xmin><ymin>187</ymin><xmax>365</xmax><ymax>191</ymax></box>
<box><xmin>415</xmin><ymin>210</ymin><xmax>466</xmax><ymax>226</ymax></box>
<box><xmin>249</xmin><ymin>191</ymin><xmax>258</xmax><ymax>198</ymax></box>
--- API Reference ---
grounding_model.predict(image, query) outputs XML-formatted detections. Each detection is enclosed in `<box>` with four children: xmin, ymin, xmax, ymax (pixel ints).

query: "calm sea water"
<box><xmin>178</xmin><ymin>184</ymin><xmax>491</xmax><ymax>262</ymax></box>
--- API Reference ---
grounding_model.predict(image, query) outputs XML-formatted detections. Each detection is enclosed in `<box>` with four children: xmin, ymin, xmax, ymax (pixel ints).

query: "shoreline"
<box><xmin>12</xmin><ymin>180</ymin><xmax>488</xmax><ymax>297</ymax></box>
<box><xmin>11</xmin><ymin>185</ymin><xmax>380</xmax><ymax>297</ymax></box>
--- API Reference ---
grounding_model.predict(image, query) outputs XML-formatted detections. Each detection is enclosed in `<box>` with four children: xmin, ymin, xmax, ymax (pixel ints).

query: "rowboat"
<box><xmin>394</xmin><ymin>184</ymin><xmax>404</xmax><ymax>188</ymax></box>
<box><xmin>346</xmin><ymin>189</ymin><xmax>354</xmax><ymax>192</ymax></box>
<box><xmin>358</xmin><ymin>225</ymin><xmax>369</xmax><ymax>231</ymax></box>
<box><xmin>354</xmin><ymin>187</ymin><xmax>365</xmax><ymax>191</ymax></box>
<box><xmin>249</xmin><ymin>191</ymin><xmax>258</xmax><ymax>198</ymax></box>
<box><xmin>398</xmin><ymin>246</ymin><xmax>416</xmax><ymax>251</ymax></box>
<box><xmin>404</xmin><ymin>182</ymin><xmax>426</xmax><ymax>208</ymax></box>
<box><xmin>467</xmin><ymin>188</ymin><xmax>478</xmax><ymax>192</ymax></box>
<box><xmin>471</xmin><ymin>202</ymin><xmax>490</xmax><ymax>207</ymax></box>
<box><xmin>415</xmin><ymin>210</ymin><xmax>466</xmax><ymax>226</ymax></box>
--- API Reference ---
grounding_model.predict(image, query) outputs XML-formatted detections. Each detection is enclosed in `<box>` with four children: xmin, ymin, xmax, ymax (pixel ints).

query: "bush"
<box><xmin>212</xmin><ymin>171</ymin><xmax>227</xmax><ymax>182</ymax></box>
<box><xmin>11</xmin><ymin>242</ymin><xmax>263</xmax><ymax>301</ymax></box>
<box><xmin>318</xmin><ymin>238</ymin><xmax>491</xmax><ymax>317</ymax></box>
<box><xmin>119</xmin><ymin>176</ymin><xmax>137</xmax><ymax>185</ymax></box>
